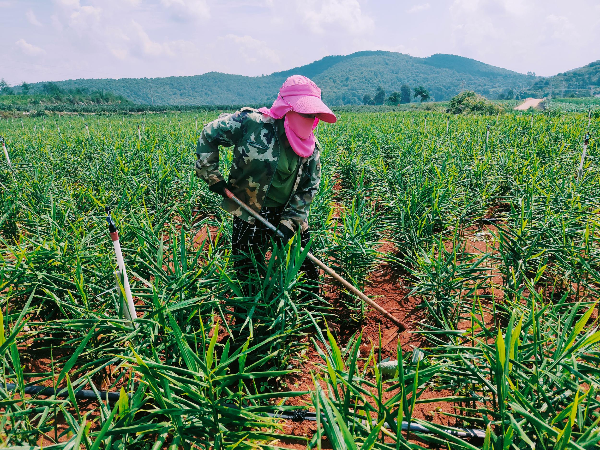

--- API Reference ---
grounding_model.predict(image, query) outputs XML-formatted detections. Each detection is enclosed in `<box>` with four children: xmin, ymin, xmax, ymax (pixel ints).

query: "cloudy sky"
<box><xmin>1</xmin><ymin>0</ymin><xmax>599</xmax><ymax>86</ymax></box>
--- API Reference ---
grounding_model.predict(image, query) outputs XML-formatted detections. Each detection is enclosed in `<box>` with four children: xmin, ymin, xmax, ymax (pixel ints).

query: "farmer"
<box><xmin>195</xmin><ymin>75</ymin><xmax>337</xmax><ymax>296</ymax></box>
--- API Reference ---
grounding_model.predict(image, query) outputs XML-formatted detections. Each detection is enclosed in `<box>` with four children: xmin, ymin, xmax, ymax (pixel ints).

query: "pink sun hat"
<box><xmin>259</xmin><ymin>75</ymin><xmax>337</xmax><ymax>123</ymax></box>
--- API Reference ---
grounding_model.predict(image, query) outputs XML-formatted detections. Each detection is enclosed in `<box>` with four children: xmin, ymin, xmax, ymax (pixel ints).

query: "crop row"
<box><xmin>0</xmin><ymin>110</ymin><xmax>598</xmax><ymax>448</ymax></box>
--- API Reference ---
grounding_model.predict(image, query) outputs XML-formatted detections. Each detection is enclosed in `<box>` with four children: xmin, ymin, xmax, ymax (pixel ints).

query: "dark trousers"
<box><xmin>231</xmin><ymin>206</ymin><xmax>319</xmax><ymax>295</ymax></box>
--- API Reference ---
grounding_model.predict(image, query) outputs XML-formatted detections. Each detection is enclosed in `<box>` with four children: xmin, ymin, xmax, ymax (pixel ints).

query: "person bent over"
<box><xmin>194</xmin><ymin>75</ymin><xmax>337</xmax><ymax>297</ymax></box>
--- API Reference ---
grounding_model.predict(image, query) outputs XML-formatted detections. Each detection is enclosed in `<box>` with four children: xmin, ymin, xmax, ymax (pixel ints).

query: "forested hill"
<box><xmin>530</xmin><ymin>60</ymin><xmax>600</xmax><ymax>97</ymax></box>
<box><xmin>18</xmin><ymin>51</ymin><xmax>537</xmax><ymax>105</ymax></box>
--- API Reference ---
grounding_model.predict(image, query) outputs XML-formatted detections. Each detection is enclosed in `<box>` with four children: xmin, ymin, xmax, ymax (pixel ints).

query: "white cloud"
<box><xmin>50</xmin><ymin>14</ymin><xmax>64</xmax><ymax>31</ymax></box>
<box><xmin>223</xmin><ymin>34</ymin><xmax>280</xmax><ymax>64</ymax></box>
<box><xmin>105</xmin><ymin>20</ymin><xmax>196</xmax><ymax>61</ymax></box>
<box><xmin>297</xmin><ymin>0</ymin><xmax>374</xmax><ymax>35</ymax></box>
<box><xmin>161</xmin><ymin>0</ymin><xmax>210</xmax><ymax>21</ymax></box>
<box><xmin>46</xmin><ymin>0</ymin><xmax>195</xmax><ymax>65</ymax></box>
<box><xmin>451</xmin><ymin>0</ymin><xmax>479</xmax><ymax>14</ymax></box>
<box><xmin>54</xmin><ymin>0</ymin><xmax>80</xmax><ymax>8</ymax></box>
<box><xmin>407</xmin><ymin>3</ymin><xmax>430</xmax><ymax>13</ymax></box>
<box><xmin>447</xmin><ymin>0</ymin><xmax>600</xmax><ymax>75</ymax></box>
<box><xmin>545</xmin><ymin>14</ymin><xmax>578</xmax><ymax>41</ymax></box>
<box><xmin>3</xmin><ymin>0</ymin><xmax>600</xmax><ymax>85</ymax></box>
<box><xmin>26</xmin><ymin>8</ymin><xmax>42</xmax><ymax>26</ymax></box>
<box><xmin>15</xmin><ymin>39</ymin><xmax>45</xmax><ymax>56</ymax></box>
<box><xmin>50</xmin><ymin>0</ymin><xmax>102</xmax><ymax>34</ymax></box>
<box><xmin>131</xmin><ymin>20</ymin><xmax>175</xmax><ymax>57</ymax></box>
<box><xmin>68</xmin><ymin>5</ymin><xmax>102</xmax><ymax>30</ymax></box>
<box><xmin>500</xmin><ymin>0</ymin><xmax>531</xmax><ymax>17</ymax></box>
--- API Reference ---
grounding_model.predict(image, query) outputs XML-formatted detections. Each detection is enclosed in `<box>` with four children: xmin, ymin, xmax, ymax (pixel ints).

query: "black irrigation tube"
<box><xmin>4</xmin><ymin>382</ymin><xmax>120</xmax><ymax>402</ymax></box>
<box><xmin>264</xmin><ymin>409</ymin><xmax>486</xmax><ymax>440</ymax></box>
<box><xmin>4</xmin><ymin>382</ymin><xmax>486</xmax><ymax>440</ymax></box>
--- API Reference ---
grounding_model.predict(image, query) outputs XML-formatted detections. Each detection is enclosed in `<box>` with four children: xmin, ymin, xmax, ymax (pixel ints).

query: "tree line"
<box><xmin>362</xmin><ymin>85</ymin><xmax>430</xmax><ymax>105</ymax></box>
<box><xmin>0</xmin><ymin>79</ymin><xmax>131</xmax><ymax>105</ymax></box>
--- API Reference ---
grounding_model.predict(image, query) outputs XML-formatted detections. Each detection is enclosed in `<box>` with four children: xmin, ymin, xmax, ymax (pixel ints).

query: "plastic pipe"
<box><xmin>4</xmin><ymin>382</ymin><xmax>120</xmax><ymax>402</ymax></box>
<box><xmin>1</xmin><ymin>137</ymin><xmax>12</xmax><ymax>169</ymax></box>
<box><xmin>3</xmin><ymin>383</ymin><xmax>485</xmax><ymax>439</ymax></box>
<box><xmin>106</xmin><ymin>208</ymin><xmax>138</xmax><ymax>327</ymax></box>
<box><xmin>577</xmin><ymin>133</ymin><xmax>591</xmax><ymax>182</ymax></box>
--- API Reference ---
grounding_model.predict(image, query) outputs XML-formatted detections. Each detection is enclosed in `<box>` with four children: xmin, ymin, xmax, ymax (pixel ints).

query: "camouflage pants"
<box><xmin>231</xmin><ymin>206</ymin><xmax>319</xmax><ymax>295</ymax></box>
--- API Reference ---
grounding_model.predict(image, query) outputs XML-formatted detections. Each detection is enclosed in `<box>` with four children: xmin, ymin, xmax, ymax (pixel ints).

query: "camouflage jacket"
<box><xmin>195</xmin><ymin>108</ymin><xmax>321</xmax><ymax>232</ymax></box>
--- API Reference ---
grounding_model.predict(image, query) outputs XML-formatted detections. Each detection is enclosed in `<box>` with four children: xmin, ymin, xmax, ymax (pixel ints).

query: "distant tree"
<box><xmin>43</xmin><ymin>82</ymin><xmax>62</xmax><ymax>96</ymax></box>
<box><xmin>447</xmin><ymin>91</ymin><xmax>503</xmax><ymax>115</ymax></box>
<box><xmin>414</xmin><ymin>86</ymin><xmax>430</xmax><ymax>102</ymax></box>
<box><xmin>373</xmin><ymin>86</ymin><xmax>385</xmax><ymax>105</ymax></box>
<box><xmin>363</xmin><ymin>93</ymin><xmax>374</xmax><ymax>105</ymax></box>
<box><xmin>400</xmin><ymin>84</ymin><xmax>411</xmax><ymax>104</ymax></box>
<box><xmin>386</xmin><ymin>92</ymin><xmax>401</xmax><ymax>105</ymax></box>
<box><xmin>0</xmin><ymin>79</ymin><xmax>13</xmax><ymax>95</ymax></box>
<box><xmin>21</xmin><ymin>82</ymin><xmax>31</xmax><ymax>95</ymax></box>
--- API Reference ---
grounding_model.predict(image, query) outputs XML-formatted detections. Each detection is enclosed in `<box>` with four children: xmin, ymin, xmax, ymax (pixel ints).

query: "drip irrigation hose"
<box><xmin>3</xmin><ymin>383</ymin><xmax>485</xmax><ymax>440</ymax></box>
<box><xmin>223</xmin><ymin>189</ymin><xmax>408</xmax><ymax>331</ymax></box>
<box><xmin>4</xmin><ymin>382</ymin><xmax>120</xmax><ymax>402</ymax></box>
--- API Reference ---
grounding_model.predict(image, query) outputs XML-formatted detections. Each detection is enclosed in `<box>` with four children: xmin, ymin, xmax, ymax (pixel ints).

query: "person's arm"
<box><xmin>279</xmin><ymin>144</ymin><xmax>321</xmax><ymax>234</ymax></box>
<box><xmin>195</xmin><ymin>111</ymin><xmax>247</xmax><ymax>192</ymax></box>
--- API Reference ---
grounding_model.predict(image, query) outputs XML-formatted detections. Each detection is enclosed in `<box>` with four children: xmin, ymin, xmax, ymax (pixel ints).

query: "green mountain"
<box><xmin>528</xmin><ymin>60</ymin><xmax>600</xmax><ymax>98</ymax></box>
<box><xmin>3</xmin><ymin>51</ymin><xmax>555</xmax><ymax>106</ymax></box>
<box><xmin>283</xmin><ymin>51</ymin><xmax>534</xmax><ymax>105</ymax></box>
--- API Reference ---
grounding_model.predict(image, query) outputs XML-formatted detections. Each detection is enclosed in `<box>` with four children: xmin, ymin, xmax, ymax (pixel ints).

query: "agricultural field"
<box><xmin>545</xmin><ymin>98</ymin><xmax>600</xmax><ymax>114</ymax></box>
<box><xmin>0</xmin><ymin>109</ymin><xmax>599</xmax><ymax>449</ymax></box>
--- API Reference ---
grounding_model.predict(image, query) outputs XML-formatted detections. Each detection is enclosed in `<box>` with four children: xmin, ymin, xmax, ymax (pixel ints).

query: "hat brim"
<box><xmin>284</xmin><ymin>95</ymin><xmax>337</xmax><ymax>123</ymax></box>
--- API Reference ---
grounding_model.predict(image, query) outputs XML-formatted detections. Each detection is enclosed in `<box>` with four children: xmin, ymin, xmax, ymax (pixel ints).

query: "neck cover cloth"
<box><xmin>284</xmin><ymin>112</ymin><xmax>317</xmax><ymax>157</ymax></box>
<box><xmin>259</xmin><ymin>75</ymin><xmax>337</xmax><ymax>157</ymax></box>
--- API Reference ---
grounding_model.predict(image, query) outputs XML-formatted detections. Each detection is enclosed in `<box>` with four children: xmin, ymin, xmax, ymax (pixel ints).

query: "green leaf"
<box><xmin>326</xmin><ymin>324</ymin><xmax>344</xmax><ymax>372</ymax></box>
<box><xmin>66</xmin><ymin>373</ymin><xmax>81</xmax><ymax>421</ymax></box>
<box><xmin>89</xmin><ymin>403</ymin><xmax>119</xmax><ymax>450</ymax></box>
<box><xmin>483</xmin><ymin>423</ymin><xmax>491</xmax><ymax>450</ymax></box>
<box><xmin>411</xmin><ymin>418</ymin><xmax>481</xmax><ymax>450</ymax></box>
<box><xmin>564</xmin><ymin>302</ymin><xmax>598</xmax><ymax>351</ymax></box>
<box><xmin>57</xmin><ymin>326</ymin><xmax>96</xmax><ymax>386</ymax></box>
<box><xmin>207</xmin><ymin>320</ymin><xmax>219</xmax><ymax>370</ymax></box>
<box><xmin>0</xmin><ymin>306</ymin><xmax>5</xmax><ymax>347</ymax></box>
<box><xmin>118</xmin><ymin>387</ymin><xmax>129</xmax><ymax>418</ymax></box>
<box><xmin>575</xmin><ymin>330</ymin><xmax>600</xmax><ymax>351</ymax></box>
<box><xmin>508</xmin><ymin>314</ymin><xmax>523</xmax><ymax>371</ymax></box>
<box><xmin>496</xmin><ymin>328</ymin><xmax>506</xmax><ymax>370</ymax></box>
<box><xmin>70</xmin><ymin>416</ymin><xmax>88</xmax><ymax>450</ymax></box>
<box><xmin>328</xmin><ymin>395</ymin><xmax>358</xmax><ymax>450</ymax></box>
<box><xmin>362</xmin><ymin>419</ymin><xmax>384</xmax><ymax>450</ymax></box>
<box><xmin>325</xmin><ymin>355</ymin><xmax>337</xmax><ymax>391</ymax></box>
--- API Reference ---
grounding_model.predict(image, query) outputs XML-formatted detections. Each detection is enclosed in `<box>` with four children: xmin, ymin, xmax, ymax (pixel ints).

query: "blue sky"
<box><xmin>1</xmin><ymin>0</ymin><xmax>599</xmax><ymax>85</ymax></box>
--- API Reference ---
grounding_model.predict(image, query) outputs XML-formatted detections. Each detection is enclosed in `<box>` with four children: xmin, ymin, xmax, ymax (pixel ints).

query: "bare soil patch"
<box><xmin>514</xmin><ymin>98</ymin><xmax>543</xmax><ymax>111</ymax></box>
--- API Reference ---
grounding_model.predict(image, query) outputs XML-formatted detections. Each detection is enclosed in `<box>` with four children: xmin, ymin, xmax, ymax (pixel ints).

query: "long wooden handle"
<box><xmin>224</xmin><ymin>189</ymin><xmax>407</xmax><ymax>331</ymax></box>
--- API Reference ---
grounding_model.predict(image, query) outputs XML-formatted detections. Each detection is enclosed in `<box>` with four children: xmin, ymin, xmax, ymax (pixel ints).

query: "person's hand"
<box><xmin>274</xmin><ymin>223</ymin><xmax>295</xmax><ymax>247</ymax></box>
<box><xmin>208</xmin><ymin>180</ymin><xmax>229</xmax><ymax>198</ymax></box>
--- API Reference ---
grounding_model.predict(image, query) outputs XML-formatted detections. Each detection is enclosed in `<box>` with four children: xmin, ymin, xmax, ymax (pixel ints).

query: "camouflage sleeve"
<box><xmin>195</xmin><ymin>111</ymin><xmax>246</xmax><ymax>187</ymax></box>
<box><xmin>280</xmin><ymin>144</ymin><xmax>321</xmax><ymax>232</ymax></box>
